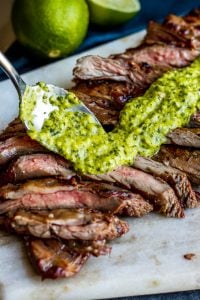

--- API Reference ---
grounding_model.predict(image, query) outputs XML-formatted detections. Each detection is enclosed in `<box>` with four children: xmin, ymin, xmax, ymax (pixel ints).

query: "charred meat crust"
<box><xmin>133</xmin><ymin>156</ymin><xmax>197</xmax><ymax>208</ymax></box>
<box><xmin>87</xmin><ymin>166</ymin><xmax>184</xmax><ymax>218</ymax></box>
<box><xmin>25</xmin><ymin>237</ymin><xmax>90</xmax><ymax>279</ymax></box>
<box><xmin>5</xmin><ymin>208</ymin><xmax>129</xmax><ymax>240</ymax></box>
<box><xmin>154</xmin><ymin>146</ymin><xmax>200</xmax><ymax>185</ymax></box>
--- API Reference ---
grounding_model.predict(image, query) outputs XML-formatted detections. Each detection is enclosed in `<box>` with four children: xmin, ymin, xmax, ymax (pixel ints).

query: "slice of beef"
<box><xmin>73</xmin><ymin>45</ymin><xmax>198</xmax><ymax>84</ymax></box>
<box><xmin>154</xmin><ymin>146</ymin><xmax>200</xmax><ymax>185</ymax></box>
<box><xmin>87</xmin><ymin>166</ymin><xmax>184</xmax><ymax>218</ymax></box>
<box><xmin>73</xmin><ymin>9</ymin><xmax>200</xmax><ymax>108</ymax></box>
<box><xmin>25</xmin><ymin>237</ymin><xmax>90</xmax><ymax>279</ymax></box>
<box><xmin>71</xmin><ymin>90</ymin><xmax>120</xmax><ymax>125</ymax></box>
<box><xmin>0</xmin><ymin>178</ymin><xmax>152</xmax><ymax>217</ymax></box>
<box><xmin>166</xmin><ymin>128</ymin><xmax>200</xmax><ymax>148</ymax></box>
<box><xmin>74</xmin><ymin>55</ymin><xmax>131</xmax><ymax>82</ymax></box>
<box><xmin>133</xmin><ymin>156</ymin><xmax>197</xmax><ymax>208</ymax></box>
<box><xmin>0</xmin><ymin>118</ymin><xmax>26</xmax><ymax>141</ymax></box>
<box><xmin>144</xmin><ymin>14</ymin><xmax>200</xmax><ymax>49</ymax></box>
<box><xmin>0</xmin><ymin>153</ymin><xmax>75</xmax><ymax>184</ymax></box>
<box><xmin>5</xmin><ymin>208</ymin><xmax>129</xmax><ymax>240</ymax></box>
<box><xmin>72</xmin><ymin>80</ymin><xmax>142</xmax><ymax>112</ymax></box>
<box><xmin>0</xmin><ymin>136</ymin><xmax>47</xmax><ymax>167</ymax></box>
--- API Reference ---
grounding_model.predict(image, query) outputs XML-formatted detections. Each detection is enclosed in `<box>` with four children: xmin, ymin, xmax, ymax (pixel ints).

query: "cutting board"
<box><xmin>1</xmin><ymin>31</ymin><xmax>200</xmax><ymax>300</ymax></box>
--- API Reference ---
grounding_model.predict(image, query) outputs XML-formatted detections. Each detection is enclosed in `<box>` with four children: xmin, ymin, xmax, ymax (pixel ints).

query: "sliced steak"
<box><xmin>0</xmin><ymin>153</ymin><xmax>75</xmax><ymax>184</ymax></box>
<box><xmin>72</xmin><ymin>90</ymin><xmax>120</xmax><ymax>125</ymax></box>
<box><xmin>166</xmin><ymin>128</ymin><xmax>200</xmax><ymax>148</ymax></box>
<box><xmin>0</xmin><ymin>136</ymin><xmax>47</xmax><ymax>167</ymax></box>
<box><xmin>73</xmin><ymin>45</ymin><xmax>197</xmax><ymax>84</ymax></box>
<box><xmin>5</xmin><ymin>208</ymin><xmax>129</xmax><ymax>240</ymax></box>
<box><xmin>0</xmin><ymin>178</ymin><xmax>152</xmax><ymax>217</ymax></box>
<box><xmin>72</xmin><ymin>80</ymin><xmax>141</xmax><ymax>112</ymax></box>
<box><xmin>25</xmin><ymin>237</ymin><xmax>90</xmax><ymax>279</ymax></box>
<box><xmin>133</xmin><ymin>156</ymin><xmax>197</xmax><ymax>208</ymax></box>
<box><xmin>87</xmin><ymin>166</ymin><xmax>183</xmax><ymax>218</ymax></box>
<box><xmin>154</xmin><ymin>146</ymin><xmax>200</xmax><ymax>185</ymax></box>
<box><xmin>144</xmin><ymin>13</ymin><xmax>200</xmax><ymax>49</ymax></box>
<box><xmin>73</xmin><ymin>9</ymin><xmax>200</xmax><ymax>109</ymax></box>
<box><xmin>0</xmin><ymin>118</ymin><xmax>26</xmax><ymax>141</ymax></box>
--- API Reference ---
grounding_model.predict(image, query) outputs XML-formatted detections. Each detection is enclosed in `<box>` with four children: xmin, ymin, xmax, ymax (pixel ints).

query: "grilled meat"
<box><xmin>154</xmin><ymin>146</ymin><xmax>200</xmax><ymax>185</ymax></box>
<box><xmin>0</xmin><ymin>118</ymin><xmax>26</xmax><ymax>141</ymax></box>
<box><xmin>144</xmin><ymin>12</ymin><xmax>200</xmax><ymax>48</ymax></box>
<box><xmin>0</xmin><ymin>153</ymin><xmax>75</xmax><ymax>184</ymax></box>
<box><xmin>74</xmin><ymin>46</ymin><xmax>198</xmax><ymax>83</ymax></box>
<box><xmin>133</xmin><ymin>156</ymin><xmax>197</xmax><ymax>208</ymax></box>
<box><xmin>72</xmin><ymin>90</ymin><xmax>120</xmax><ymax>125</ymax></box>
<box><xmin>166</xmin><ymin>128</ymin><xmax>200</xmax><ymax>148</ymax></box>
<box><xmin>0</xmin><ymin>136</ymin><xmax>47</xmax><ymax>167</ymax></box>
<box><xmin>25</xmin><ymin>237</ymin><xmax>111</xmax><ymax>279</ymax></box>
<box><xmin>87</xmin><ymin>166</ymin><xmax>184</xmax><ymax>217</ymax></box>
<box><xmin>5</xmin><ymin>208</ymin><xmax>129</xmax><ymax>240</ymax></box>
<box><xmin>73</xmin><ymin>9</ymin><xmax>200</xmax><ymax>119</ymax></box>
<box><xmin>25</xmin><ymin>237</ymin><xmax>90</xmax><ymax>279</ymax></box>
<box><xmin>0</xmin><ymin>178</ymin><xmax>152</xmax><ymax>217</ymax></box>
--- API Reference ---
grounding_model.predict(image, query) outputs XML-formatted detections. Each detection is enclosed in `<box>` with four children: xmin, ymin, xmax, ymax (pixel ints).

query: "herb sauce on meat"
<box><xmin>20</xmin><ymin>57</ymin><xmax>200</xmax><ymax>174</ymax></box>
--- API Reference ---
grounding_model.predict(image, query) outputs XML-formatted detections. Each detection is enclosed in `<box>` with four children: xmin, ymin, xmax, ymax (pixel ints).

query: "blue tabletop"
<box><xmin>1</xmin><ymin>1</ymin><xmax>200</xmax><ymax>299</ymax></box>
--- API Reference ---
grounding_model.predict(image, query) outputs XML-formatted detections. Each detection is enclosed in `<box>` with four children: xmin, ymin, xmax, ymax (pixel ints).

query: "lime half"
<box><xmin>87</xmin><ymin>0</ymin><xmax>141</xmax><ymax>27</ymax></box>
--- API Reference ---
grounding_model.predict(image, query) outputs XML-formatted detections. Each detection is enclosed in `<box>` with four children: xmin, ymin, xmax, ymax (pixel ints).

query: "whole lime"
<box><xmin>12</xmin><ymin>0</ymin><xmax>89</xmax><ymax>58</ymax></box>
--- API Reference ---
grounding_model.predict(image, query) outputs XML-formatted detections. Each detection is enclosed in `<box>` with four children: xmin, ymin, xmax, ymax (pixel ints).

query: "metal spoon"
<box><xmin>0</xmin><ymin>51</ymin><xmax>101</xmax><ymax>129</ymax></box>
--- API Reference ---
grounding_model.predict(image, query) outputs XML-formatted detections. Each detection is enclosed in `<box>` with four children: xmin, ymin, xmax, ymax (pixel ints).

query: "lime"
<box><xmin>12</xmin><ymin>0</ymin><xmax>89</xmax><ymax>58</ymax></box>
<box><xmin>87</xmin><ymin>0</ymin><xmax>141</xmax><ymax>27</ymax></box>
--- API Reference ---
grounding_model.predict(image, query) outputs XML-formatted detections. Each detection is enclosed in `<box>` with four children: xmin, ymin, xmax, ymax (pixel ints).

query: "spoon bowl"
<box><xmin>0</xmin><ymin>51</ymin><xmax>101</xmax><ymax>129</ymax></box>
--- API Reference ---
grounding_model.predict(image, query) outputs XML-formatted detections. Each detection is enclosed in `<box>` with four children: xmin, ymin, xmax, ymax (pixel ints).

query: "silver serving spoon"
<box><xmin>0</xmin><ymin>51</ymin><xmax>101</xmax><ymax>129</ymax></box>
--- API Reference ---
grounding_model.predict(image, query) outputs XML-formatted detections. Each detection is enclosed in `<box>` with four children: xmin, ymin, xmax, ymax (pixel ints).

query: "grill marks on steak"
<box><xmin>155</xmin><ymin>146</ymin><xmax>200</xmax><ymax>185</ymax></box>
<box><xmin>0</xmin><ymin>178</ymin><xmax>152</xmax><ymax>217</ymax></box>
<box><xmin>133</xmin><ymin>156</ymin><xmax>197</xmax><ymax>209</ymax></box>
<box><xmin>5</xmin><ymin>208</ymin><xmax>129</xmax><ymax>240</ymax></box>
<box><xmin>0</xmin><ymin>153</ymin><xmax>75</xmax><ymax>185</ymax></box>
<box><xmin>25</xmin><ymin>237</ymin><xmax>90</xmax><ymax>279</ymax></box>
<box><xmin>87</xmin><ymin>166</ymin><xmax>184</xmax><ymax>217</ymax></box>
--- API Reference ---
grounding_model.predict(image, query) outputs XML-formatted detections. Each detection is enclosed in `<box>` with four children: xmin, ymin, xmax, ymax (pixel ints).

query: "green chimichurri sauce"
<box><xmin>20</xmin><ymin>57</ymin><xmax>200</xmax><ymax>174</ymax></box>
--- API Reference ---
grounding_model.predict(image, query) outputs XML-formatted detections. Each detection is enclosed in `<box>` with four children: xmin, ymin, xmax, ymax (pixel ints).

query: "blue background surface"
<box><xmin>1</xmin><ymin>0</ymin><xmax>200</xmax><ymax>298</ymax></box>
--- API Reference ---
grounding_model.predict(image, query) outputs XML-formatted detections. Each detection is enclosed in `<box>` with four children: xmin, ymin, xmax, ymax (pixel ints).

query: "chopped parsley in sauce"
<box><xmin>20</xmin><ymin>57</ymin><xmax>200</xmax><ymax>174</ymax></box>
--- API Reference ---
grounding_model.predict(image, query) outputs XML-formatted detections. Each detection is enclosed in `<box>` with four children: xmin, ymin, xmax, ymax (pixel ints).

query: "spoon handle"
<box><xmin>0</xmin><ymin>51</ymin><xmax>26</xmax><ymax>97</ymax></box>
